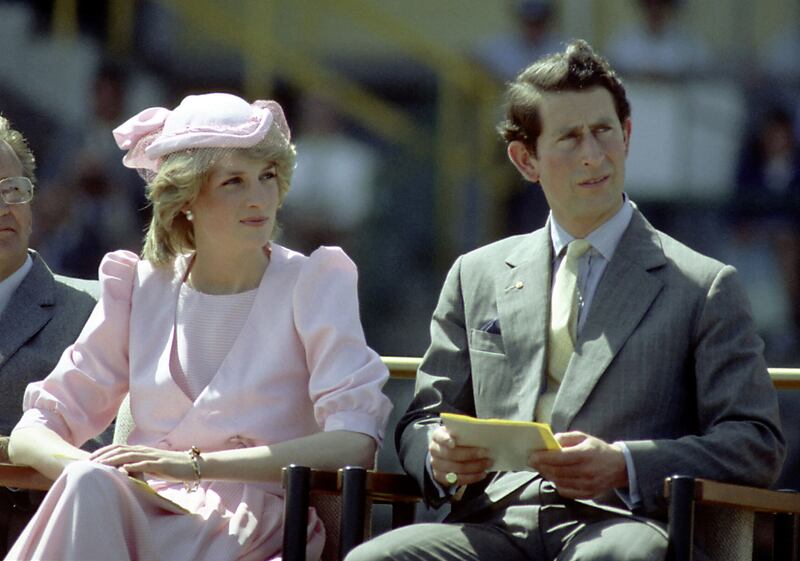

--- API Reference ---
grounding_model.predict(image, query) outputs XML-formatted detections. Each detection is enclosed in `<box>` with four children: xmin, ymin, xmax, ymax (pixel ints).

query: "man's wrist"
<box><xmin>613</xmin><ymin>441</ymin><xmax>642</xmax><ymax>508</ymax></box>
<box><xmin>610</xmin><ymin>442</ymin><xmax>629</xmax><ymax>489</ymax></box>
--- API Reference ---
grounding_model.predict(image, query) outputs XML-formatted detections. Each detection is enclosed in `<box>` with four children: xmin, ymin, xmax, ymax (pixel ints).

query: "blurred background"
<box><xmin>1</xmin><ymin>0</ymin><xmax>799</xmax><ymax>367</ymax></box>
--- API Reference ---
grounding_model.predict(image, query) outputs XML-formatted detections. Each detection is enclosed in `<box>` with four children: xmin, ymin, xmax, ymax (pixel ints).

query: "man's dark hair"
<box><xmin>498</xmin><ymin>39</ymin><xmax>631</xmax><ymax>156</ymax></box>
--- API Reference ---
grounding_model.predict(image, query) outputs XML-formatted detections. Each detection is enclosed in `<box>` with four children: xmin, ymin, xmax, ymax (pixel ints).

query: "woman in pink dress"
<box><xmin>5</xmin><ymin>93</ymin><xmax>393</xmax><ymax>561</ymax></box>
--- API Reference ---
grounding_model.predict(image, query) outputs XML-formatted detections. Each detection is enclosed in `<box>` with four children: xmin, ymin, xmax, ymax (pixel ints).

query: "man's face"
<box><xmin>0</xmin><ymin>141</ymin><xmax>32</xmax><ymax>280</ymax></box>
<box><xmin>509</xmin><ymin>87</ymin><xmax>631</xmax><ymax>238</ymax></box>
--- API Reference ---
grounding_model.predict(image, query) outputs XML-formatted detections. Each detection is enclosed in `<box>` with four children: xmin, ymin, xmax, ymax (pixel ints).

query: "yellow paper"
<box><xmin>440</xmin><ymin>412</ymin><xmax>561</xmax><ymax>472</ymax></box>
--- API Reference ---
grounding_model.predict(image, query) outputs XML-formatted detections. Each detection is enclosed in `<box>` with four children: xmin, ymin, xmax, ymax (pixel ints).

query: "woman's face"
<box><xmin>189</xmin><ymin>151</ymin><xmax>279</xmax><ymax>257</ymax></box>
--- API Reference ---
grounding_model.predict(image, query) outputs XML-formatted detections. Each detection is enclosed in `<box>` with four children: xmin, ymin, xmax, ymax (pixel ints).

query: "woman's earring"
<box><xmin>185</xmin><ymin>210</ymin><xmax>194</xmax><ymax>221</ymax></box>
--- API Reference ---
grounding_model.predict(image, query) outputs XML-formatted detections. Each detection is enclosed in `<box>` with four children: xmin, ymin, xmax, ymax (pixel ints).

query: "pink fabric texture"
<box><xmin>9</xmin><ymin>245</ymin><xmax>392</xmax><ymax>561</ymax></box>
<box><xmin>6</xmin><ymin>461</ymin><xmax>322</xmax><ymax>561</ymax></box>
<box><xmin>112</xmin><ymin>93</ymin><xmax>290</xmax><ymax>173</ymax></box>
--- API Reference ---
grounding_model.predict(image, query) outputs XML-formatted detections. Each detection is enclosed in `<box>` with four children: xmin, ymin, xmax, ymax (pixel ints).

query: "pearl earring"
<box><xmin>185</xmin><ymin>210</ymin><xmax>194</xmax><ymax>221</ymax></box>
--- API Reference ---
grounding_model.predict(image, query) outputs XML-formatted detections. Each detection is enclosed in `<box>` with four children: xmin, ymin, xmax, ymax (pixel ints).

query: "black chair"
<box><xmin>280</xmin><ymin>366</ymin><xmax>800</xmax><ymax>561</ymax></box>
<box><xmin>281</xmin><ymin>467</ymin><xmax>800</xmax><ymax>561</ymax></box>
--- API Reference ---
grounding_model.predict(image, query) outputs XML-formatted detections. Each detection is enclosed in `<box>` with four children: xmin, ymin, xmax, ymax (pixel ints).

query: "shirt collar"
<box><xmin>0</xmin><ymin>253</ymin><xmax>33</xmax><ymax>318</ymax></box>
<box><xmin>549</xmin><ymin>195</ymin><xmax>634</xmax><ymax>260</ymax></box>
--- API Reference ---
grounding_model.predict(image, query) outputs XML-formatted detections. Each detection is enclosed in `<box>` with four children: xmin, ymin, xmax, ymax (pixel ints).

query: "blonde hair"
<box><xmin>141</xmin><ymin>126</ymin><xmax>295</xmax><ymax>266</ymax></box>
<box><xmin>0</xmin><ymin>115</ymin><xmax>36</xmax><ymax>183</ymax></box>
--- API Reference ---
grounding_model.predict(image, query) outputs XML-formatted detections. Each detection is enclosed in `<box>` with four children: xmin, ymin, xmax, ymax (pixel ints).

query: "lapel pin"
<box><xmin>505</xmin><ymin>280</ymin><xmax>524</xmax><ymax>291</ymax></box>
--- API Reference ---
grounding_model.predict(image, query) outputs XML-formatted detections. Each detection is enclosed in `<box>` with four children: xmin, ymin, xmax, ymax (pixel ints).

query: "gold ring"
<box><xmin>445</xmin><ymin>472</ymin><xmax>458</xmax><ymax>485</ymax></box>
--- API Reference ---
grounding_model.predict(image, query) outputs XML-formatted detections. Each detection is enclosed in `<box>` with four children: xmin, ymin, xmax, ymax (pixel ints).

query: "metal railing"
<box><xmin>50</xmin><ymin>0</ymin><xmax>509</xmax><ymax>267</ymax></box>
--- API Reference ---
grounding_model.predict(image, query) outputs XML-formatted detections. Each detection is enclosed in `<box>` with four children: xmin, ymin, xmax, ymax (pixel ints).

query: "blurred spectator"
<box><xmin>726</xmin><ymin>106</ymin><xmax>800</xmax><ymax>361</ymax></box>
<box><xmin>606</xmin><ymin>0</ymin><xmax>714</xmax><ymax>79</ymax></box>
<box><xmin>761</xmin><ymin>26</ymin><xmax>800</xmax><ymax>84</ymax></box>
<box><xmin>21</xmin><ymin>1</ymin><xmax>104</xmax><ymax>38</ymax></box>
<box><xmin>736</xmin><ymin>107</ymin><xmax>800</xmax><ymax>212</ymax></box>
<box><xmin>281</xmin><ymin>94</ymin><xmax>380</xmax><ymax>256</ymax></box>
<box><xmin>32</xmin><ymin>61</ymin><xmax>146</xmax><ymax>278</ymax></box>
<box><xmin>472</xmin><ymin>1</ymin><xmax>560</xmax><ymax>238</ymax></box>
<box><xmin>758</xmin><ymin>26</ymin><xmax>800</xmax><ymax>138</ymax></box>
<box><xmin>473</xmin><ymin>0</ymin><xmax>563</xmax><ymax>82</ymax></box>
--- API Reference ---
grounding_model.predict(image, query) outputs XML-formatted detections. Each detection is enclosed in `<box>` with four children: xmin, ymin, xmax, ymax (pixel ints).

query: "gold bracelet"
<box><xmin>184</xmin><ymin>445</ymin><xmax>202</xmax><ymax>492</ymax></box>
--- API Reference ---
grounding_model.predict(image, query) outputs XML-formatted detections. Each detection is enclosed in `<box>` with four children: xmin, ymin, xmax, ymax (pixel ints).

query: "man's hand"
<box><xmin>429</xmin><ymin>425</ymin><xmax>492</xmax><ymax>487</ymax></box>
<box><xmin>529</xmin><ymin>431</ymin><xmax>628</xmax><ymax>499</ymax></box>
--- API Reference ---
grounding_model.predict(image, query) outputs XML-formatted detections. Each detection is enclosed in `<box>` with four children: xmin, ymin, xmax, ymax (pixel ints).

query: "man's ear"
<box><xmin>622</xmin><ymin>118</ymin><xmax>632</xmax><ymax>156</ymax></box>
<box><xmin>507</xmin><ymin>141</ymin><xmax>539</xmax><ymax>183</ymax></box>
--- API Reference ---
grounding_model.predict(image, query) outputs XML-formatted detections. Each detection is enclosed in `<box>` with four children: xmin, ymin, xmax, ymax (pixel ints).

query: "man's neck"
<box><xmin>0</xmin><ymin>252</ymin><xmax>28</xmax><ymax>283</ymax></box>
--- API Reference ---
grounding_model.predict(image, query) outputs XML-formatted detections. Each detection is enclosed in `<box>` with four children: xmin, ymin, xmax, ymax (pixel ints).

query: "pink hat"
<box><xmin>113</xmin><ymin>93</ymin><xmax>291</xmax><ymax>173</ymax></box>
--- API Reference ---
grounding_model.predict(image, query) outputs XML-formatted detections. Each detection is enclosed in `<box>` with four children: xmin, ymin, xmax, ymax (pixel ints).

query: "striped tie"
<box><xmin>536</xmin><ymin>239</ymin><xmax>592</xmax><ymax>423</ymax></box>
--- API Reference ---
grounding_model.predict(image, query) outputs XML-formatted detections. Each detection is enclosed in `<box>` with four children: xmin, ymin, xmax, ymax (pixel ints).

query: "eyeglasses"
<box><xmin>0</xmin><ymin>177</ymin><xmax>34</xmax><ymax>205</ymax></box>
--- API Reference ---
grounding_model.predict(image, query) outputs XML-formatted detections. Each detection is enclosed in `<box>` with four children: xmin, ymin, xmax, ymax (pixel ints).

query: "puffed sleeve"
<box><xmin>15</xmin><ymin>250</ymin><xmax>139</xmax><ymax>446</ymax></box>
<box><xmin>293</xmin><ymin>246</ymin><xmax>392</xmax><ymax>444</ymax></box>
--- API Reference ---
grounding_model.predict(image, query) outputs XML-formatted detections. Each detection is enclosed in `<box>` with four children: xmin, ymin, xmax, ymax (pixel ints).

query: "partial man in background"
<box><xmin>0</xmin><ymin>115</ymin><xmax>98</xmax><ymax>553</ymax></box>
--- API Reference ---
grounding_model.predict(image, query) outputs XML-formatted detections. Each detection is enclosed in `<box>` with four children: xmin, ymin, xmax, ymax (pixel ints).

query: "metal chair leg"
<box><xmin>339</xmin><ymin>466</ymin><xmax>367</xmax><ymax>560</ymax></box>
<box><xmin>666</xmin><ymin>476</ymin><xmax>696</xmax><ymax>561</ymax></box>
<box><xmin>774</xmin><ymin>512</ymin><xmax>799</xmax><ymax>561</ymax></box>
<box><xmin>283</xmin><ymin>464</ymin><xmax>311</xmax><ymax>561</ymax></box>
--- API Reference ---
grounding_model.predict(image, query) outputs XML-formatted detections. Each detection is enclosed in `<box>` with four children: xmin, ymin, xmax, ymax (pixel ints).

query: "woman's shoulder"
<box><xmin>98</xmin><ymin>250</ymin><xmax>182</xmax><ymax>292</ymax></box>
<box><xmin>98</xmin><ymin>249</ymin><xmax>140</xmax><ymax>279</ymax></box>
<box><xmin>276</xmin><ymin>244</ymin><xmax>357</xmax><ymax>276</ymax></box>
<box><xmin>96</xmin><ymin>250</ymin><xmax>140</xmax><ymax>302</ymax></box>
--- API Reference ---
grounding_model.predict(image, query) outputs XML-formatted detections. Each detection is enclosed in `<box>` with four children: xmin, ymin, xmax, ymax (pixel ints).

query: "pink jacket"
<box><xmin>19</xmin><ymin>244</ymin><xmax>392</xmax><ymax>492</ymax></box>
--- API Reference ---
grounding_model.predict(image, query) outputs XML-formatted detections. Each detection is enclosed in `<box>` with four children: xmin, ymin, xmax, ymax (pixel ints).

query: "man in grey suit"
<box><xmin>0</xmin><ymin>115</ymin><xmax>98</xmax><ymax>552</ymax></box>
<box><xmin>348</xmin><ymin>40</ymin><xmax>784</xmax><ymax>560</ymax></box>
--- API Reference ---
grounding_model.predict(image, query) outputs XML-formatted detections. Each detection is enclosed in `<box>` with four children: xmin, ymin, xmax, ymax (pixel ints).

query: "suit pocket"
<box><xmin>469</xmin><ymin>328</ymin><xmax>505</xmax><ymax>355</ymax></box>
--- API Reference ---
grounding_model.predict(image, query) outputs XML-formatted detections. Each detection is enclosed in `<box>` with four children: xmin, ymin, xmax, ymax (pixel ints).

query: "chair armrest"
<box><xmin>0</xmin><ymin>463</ymin><xmax>52</xmax><ymax>491</ymax></box>
<box><xmin>362</xmin><ymin>470</ymin><xmax>421</xmax><ymax>503</ymax></box>
<box><xmin>665</xmin><ymin>475</ymin><xmax>800</xmax><ymax>561</ymax></box>
<box><xmin>283</xmin><ymin>467</ymin><xmax>421</xmax><ymax>505</ymax></box>
<box><xmin>664</xmin><ymin>476</ymin><xmax>800</xmax><ymax>514</ymax></box>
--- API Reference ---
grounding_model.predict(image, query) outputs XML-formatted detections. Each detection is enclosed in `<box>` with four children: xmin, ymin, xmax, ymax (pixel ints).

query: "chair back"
<box><xmin>113</xmin><ymin>394</ymin><xmax>134</xmax><ymax>445</ymax></box>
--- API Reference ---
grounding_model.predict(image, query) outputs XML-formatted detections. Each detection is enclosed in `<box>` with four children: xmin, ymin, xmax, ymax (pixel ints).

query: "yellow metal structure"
<box><xmin>51</xmin><ymin>0</ymin><xmax>511</xmax><ymax>267</ymax></box>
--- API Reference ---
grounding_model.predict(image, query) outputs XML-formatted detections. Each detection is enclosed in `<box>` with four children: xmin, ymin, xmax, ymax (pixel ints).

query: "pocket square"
<box><xmin>479</xmin><ymin>318</ymin><xmax>501</xmax><ymax>335</ymax></box>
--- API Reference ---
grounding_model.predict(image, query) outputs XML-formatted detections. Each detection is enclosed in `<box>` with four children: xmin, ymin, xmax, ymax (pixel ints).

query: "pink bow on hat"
<box><xmin>112</xmin><ymin>106</ymin><xmax>171</xmax><ymax>172</ymax></box>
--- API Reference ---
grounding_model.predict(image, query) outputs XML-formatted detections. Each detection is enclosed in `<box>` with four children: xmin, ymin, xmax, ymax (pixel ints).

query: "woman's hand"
<box><xmin>90</xmin><ymin>444</ymin><xmax>194</xmax><ymax>483</ymax></box>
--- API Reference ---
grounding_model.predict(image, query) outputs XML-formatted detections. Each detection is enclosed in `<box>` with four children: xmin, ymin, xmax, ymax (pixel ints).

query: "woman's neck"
<box><xmin>186</xmin><ymin>244</ymin><xmax>271</xmax><ymax>295</ymax></box>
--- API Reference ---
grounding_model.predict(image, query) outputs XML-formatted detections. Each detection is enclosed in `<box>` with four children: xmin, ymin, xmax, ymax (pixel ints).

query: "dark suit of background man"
<box><xmin>347</xmin><ymin>40</ymin><xmax>784</xmax><ymax>561</ymax></box>
<box><xmin>0</xmin><ymin>115</ymin><xmax>98</xmax><ymax>553</ymax></box>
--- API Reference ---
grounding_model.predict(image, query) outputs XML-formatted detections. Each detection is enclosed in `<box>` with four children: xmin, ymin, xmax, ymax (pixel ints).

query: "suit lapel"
<box><xmin>551</xmin><ymin>210</ymin><xmax>667</xmax><ymax>431</ymax></box>
<box><xmin>495</xmin><ymin>227</ymin><xmax>552</xmax><ymax>420</ymax></box>
<box><xmin>0</xmin><ymin>254</ymin><xmax>55</xmax><ymax>369</ymax></box>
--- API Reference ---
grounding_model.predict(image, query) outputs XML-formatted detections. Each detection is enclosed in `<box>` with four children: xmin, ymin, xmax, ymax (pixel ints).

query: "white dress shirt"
<box><xmin>0</xmin><ymin>254</ymin><xmax>32</xmax><ymax>318</ymax></box>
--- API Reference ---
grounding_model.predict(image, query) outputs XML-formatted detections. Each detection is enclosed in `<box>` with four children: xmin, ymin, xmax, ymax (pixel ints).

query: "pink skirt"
<box><xmin>4</xmin><ymin>461</ymin><xmax>324</xmax><ymax>561</ymax></box>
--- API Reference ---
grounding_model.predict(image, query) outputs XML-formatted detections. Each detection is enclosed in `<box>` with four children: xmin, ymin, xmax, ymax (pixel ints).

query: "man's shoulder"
<box><xmin>25</xmin><ymin>252</ymin><xmax>99</xmax><ymax>306</ymax></box>
<box><xmin>628</xmin><ymin>210</ymin><xmax>729</xmax><ymax>284</ymax></box>
<box><xmin>651</xmin><ymin>227</ymin><xmax>728</xmax><ymax>280</ymax></box>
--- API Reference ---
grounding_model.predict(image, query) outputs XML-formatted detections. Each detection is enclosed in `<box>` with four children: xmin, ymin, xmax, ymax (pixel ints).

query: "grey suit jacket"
<box><xmin>397</xmin><ymin>208</ymin><xmax>784</xmax><ymax>520</ymax></box>
<box><xmin>0</xmin><ymin>251</ymin><xmax>98</xmax><ymax>435</ymax></box>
